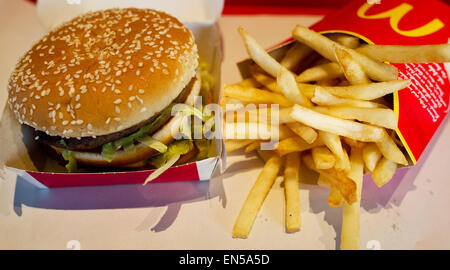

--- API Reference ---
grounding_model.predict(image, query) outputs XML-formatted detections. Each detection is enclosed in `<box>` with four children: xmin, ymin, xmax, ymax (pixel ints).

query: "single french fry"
<box><xmin>340</xmin><ymin>147</ymin><xmax>364</xmax><ymax>250</ymax></box>
<box><xmin>313</xmin><ymin>106</ymin><xmax>397</xmax><ymax>130</ymax></box>
<box><xmin>334</xmin><ymin>45</ymin><xmax>370</xmax><ymax>85</ymax></box>
<box><xmin>286</xmin><ymin>122</ymin><xmax>318</xmax><ymax>144</ymax></box>
<box><xmin>328</xmin><ymin>187</ymin><xmax>343</xmax><ymax>207</ymax></box>
<box><xmin>284</xmin><ymin>152</ymin><xmax>302</xmax><ymax>232</ymax></box>
<box><xmin>362</xmin><ymin>143</ymin><xmax>382</xmax><ymax>172</ymax></box>
<box><xmin>372</xmin><ymin>157</ymin><xmax>397</xmax><ymax>187</ymax></box>
<box><xmin>277</xmin><ymin>66</ymin><xmax>313</xmax><ymax>107</ymax></box>
<box><xmin>281</xmin><ymin>42</ymin><xmax>313</xmax><ymax>71</ymax></box>
<box><xmin>314</xmin><ymin>80</ymin><xmax>411</xmax><ymax>101</ymax></box>
<box><xmin>225</xmin><ymin>139</ymin><xmax>254</xmax><ymax>152</ymax></box>
<box><xmin>292</xmin><ymin>25</ymin><xmax>398</xmax><ymax>81</ymax></box>
<box><xmin>275</xmin><ymin>136</ymin><xmax>323</xmax><ymax>156</ymax></box>
<box><xmin>311</xmin><ymin>87</ymin><xmax>386</xmax><ymax>108</ymax></box>
<box><xmin>232</xmin><ymin>155</ymin><xmax>283</xmax><ymax>238</ymax></box>
<box><xmin>235</xmin><ymin>77</ymin><xmax>262</xmax><ymax>88</ymax></box>
<box><xmin>376</xmin><ymin>130</ymin><xmax>409</xmax><ymax>166</ymax></box>
<box><xmin>297</xmin><ymin>62</ymin><xmax>343</xmax><ymax>83</ymax></box>
<box><xmin>326</xmin><ymin>33</ymin><xmax>361</xmax><ymax>49</ymax></box>
<box><xmin>238</xmin><ymin>27</ymin><xmax>282</xmax><ymax>78</ymax></box>
<box><xmin>245</xmin><ymin>141</ymin><xmax>262</xmax><ymax>153</ymax></box>
<box><xmin>319</xmin><ymin>131</ymin><xmax>351</xmax><ymax>172</ymax></box>
<box><xmin>356</xmin><ymin>44</ymin><xmax>450</xmax><ymax>63</ymax></box>
<box><xmin>290</xmin><ymin>104</ymin><xmax>385</xmax><ymax>142</ymax></box>
<box><xmin>312</xmin><ymin>146</ymin><xmax>336</xmax><ymax>170</ymax></box>
<box><xmin>223</xmin><ymin>84</ymin><xmax>293</xmax><ymax>107</ymax></box>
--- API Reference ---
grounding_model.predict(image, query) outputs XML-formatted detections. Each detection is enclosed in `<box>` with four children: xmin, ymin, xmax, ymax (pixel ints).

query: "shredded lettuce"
<box><xmin>62</xmin><ymin>149</ymin><xmax>77</xmax><ymax>173</ymax></box>
<box><xmin>101</xmin><ymin>142</ymin><xmax>115</xmax><ymax>162</ymax></box>
<box><xmin>194</xmin><ymin>139</ymin><xmax>215</xmax><ymax>161</ymax></box>
<box><xmin>144</xmin><ymin>140</ymin><xmax>193</xmax><ymax>185</ymax></box>
<box><xmin>199</xmin><ymin>61</ymin><xmax>215</xmax><ymax>104</ymax></box>
<box><xmin>136</xmin><ymin>136</ymin><xmax>167</xmax><ymax>153</ymax></box>
<box><xmin>100</xmin><ymin>104</ymin><xmax>174</xmax><ymax>161</ymax></box>
<box><xmin>143</xmin><ymin>154</ymin><xmax>181</xmax><ymax>185</ymax></box>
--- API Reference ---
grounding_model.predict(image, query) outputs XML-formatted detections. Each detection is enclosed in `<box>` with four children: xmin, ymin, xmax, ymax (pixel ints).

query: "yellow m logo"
<box><xmin>357</xmin><ymin>3</ymin><xmax>444</xmax><ymax>37</ymax></box>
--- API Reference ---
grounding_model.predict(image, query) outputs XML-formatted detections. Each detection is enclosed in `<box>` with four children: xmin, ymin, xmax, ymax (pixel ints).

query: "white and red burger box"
<box><xmin>0</xmin><ymin>0</ymin><xmax>225</xmax><ymax>188</ymax></box>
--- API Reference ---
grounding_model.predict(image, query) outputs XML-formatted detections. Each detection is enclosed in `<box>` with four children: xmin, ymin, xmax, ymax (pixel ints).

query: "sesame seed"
<box><xmin>62</xmin><ymin>120</ymin><xmax>69</xmax><ymax>126</ymax></box>
<box><xmin>138</xmin><ymin>89</ymin><xmax>144</xmax><ymax>94</ymax></box>
<box><xmin>114</xmin><ymin>99</ymin><xmax>122</xmax><ymax>104</ymax></box>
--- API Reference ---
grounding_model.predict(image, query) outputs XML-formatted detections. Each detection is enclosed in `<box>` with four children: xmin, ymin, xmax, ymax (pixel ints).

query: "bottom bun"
<box><xmin>52</xmin><ymin>73</ymin><xmax>201</xmax><ymax>167</ymax></box>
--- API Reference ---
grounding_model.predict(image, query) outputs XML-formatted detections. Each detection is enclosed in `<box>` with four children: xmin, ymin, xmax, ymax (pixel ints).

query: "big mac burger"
<box><xmin>7</xmin><ymin>8</ymin><xmax>215</xmax><ymax>182</ymax></box>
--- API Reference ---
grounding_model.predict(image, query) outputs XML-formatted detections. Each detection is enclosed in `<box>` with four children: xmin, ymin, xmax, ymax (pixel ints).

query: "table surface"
<box><xmin>1</xmin><ymin>0</ymin><xmax>450</xmax><ymax>250</ymax></box>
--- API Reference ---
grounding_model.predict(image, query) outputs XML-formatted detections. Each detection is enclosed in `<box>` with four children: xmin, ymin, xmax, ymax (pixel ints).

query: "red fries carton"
<box><xmin>238</xmin><ymin>0</ymin><xmax>449</xmax><ymax>166</ymax></box>
<box><xmin>309</xmin><ymin>0</ymin><xmax>450</xmax><ymax>165</ymax></box>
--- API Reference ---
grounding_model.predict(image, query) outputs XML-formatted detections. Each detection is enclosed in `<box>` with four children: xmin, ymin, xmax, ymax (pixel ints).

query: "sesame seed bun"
<box><xmin>7</xmin><ymin>8</ymin><xmax>199</xmax><ymax>138</ymax></box>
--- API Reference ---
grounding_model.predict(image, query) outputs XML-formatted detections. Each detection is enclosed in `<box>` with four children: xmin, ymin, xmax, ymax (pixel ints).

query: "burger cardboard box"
<box><xmin>237</xmin><ymin>0</ymin><xmax>450</xmax><ymax>167</ymax></box>
<box><xmin>0</xmin><ymin>0</ymin><xmax>225</xmax><ymax>188</ymax></box>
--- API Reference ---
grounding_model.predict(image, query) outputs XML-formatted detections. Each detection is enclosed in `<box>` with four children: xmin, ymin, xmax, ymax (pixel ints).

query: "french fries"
<box><xmin>232</xmin><ymin>155</ymin><xmax>283</xmax><ymax>238</ymax></box>
<box><xmin>284</xmin><ymin>152</ymin><xmax>301</xmax><ymax>232</ymax></box>
<box><xmin>222</xmin><ymin>24</ymin><xmax>448</xmax><ymax>249</ymax></box>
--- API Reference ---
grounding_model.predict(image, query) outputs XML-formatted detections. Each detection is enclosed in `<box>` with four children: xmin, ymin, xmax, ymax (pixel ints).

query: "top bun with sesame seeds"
<box><xmin>7</xmin><ymin>8</ymin><xmax>199</xmax><ymax>139</ymax></box>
